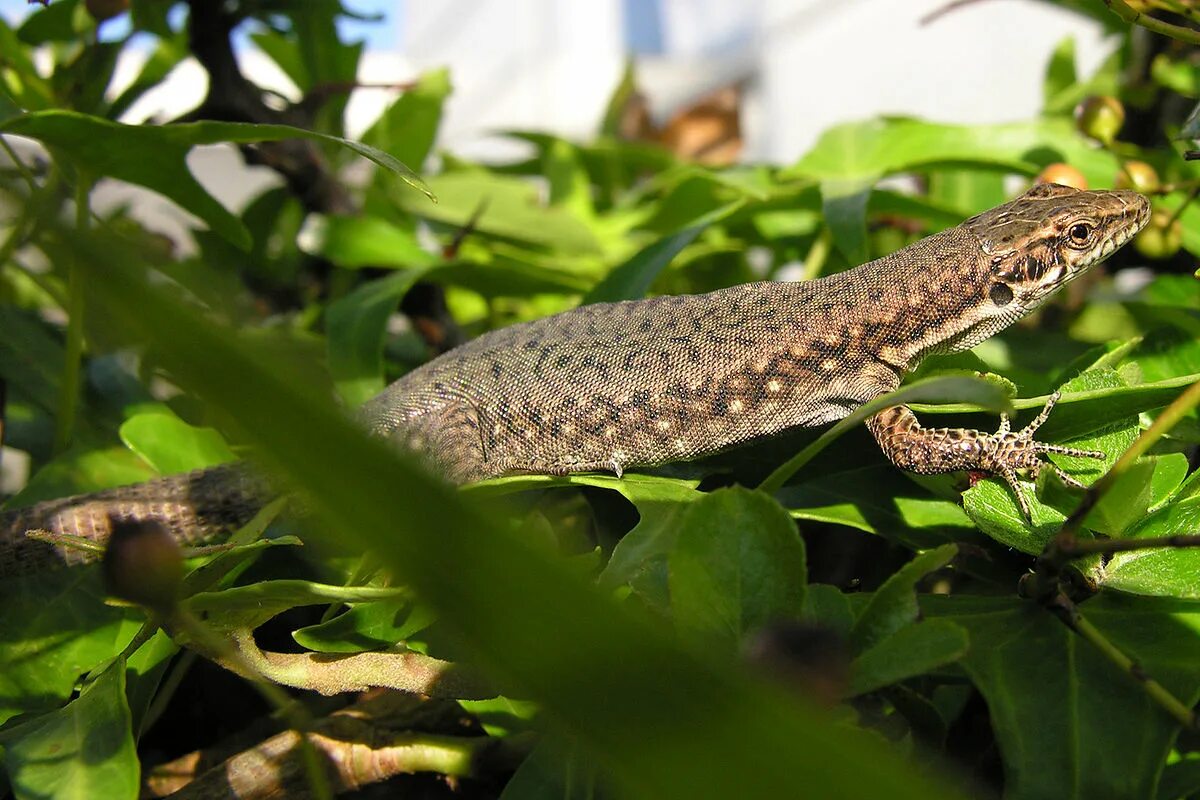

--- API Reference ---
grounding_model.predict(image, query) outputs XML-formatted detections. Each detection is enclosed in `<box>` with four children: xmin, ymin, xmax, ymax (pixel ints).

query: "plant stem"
<box><xmin>53</xmin><ymin>174</ymin><xmax>92</xmax><ymax>454</ymax></box>
<box><xmin>1048</xmin><ymin>593</ymin><xmax>1197</xmax><ymax>731</ymax></box>
<box><xmin>1050</xmin><ymin>377</ymin><xmax>1200</xmax><ymax>555</ymax></box>
<box><xmin>1103</xmin><ymin>0</ymin><xmax>1200</xmax><ymax>45</ymax></box>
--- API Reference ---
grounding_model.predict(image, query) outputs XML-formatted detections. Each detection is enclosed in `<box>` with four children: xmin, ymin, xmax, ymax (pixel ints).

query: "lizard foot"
<box><xmin>992</xmin><ymin>391</ymin><xmax>1104</xmax><ymax>520</ymax></box>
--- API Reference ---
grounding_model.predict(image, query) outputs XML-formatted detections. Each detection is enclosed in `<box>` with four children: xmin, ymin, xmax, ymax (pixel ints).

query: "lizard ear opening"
<box><xmin>988</xmin><ymin>282</ymin><xmax>1015</xmax><ymax>307</ymax></box>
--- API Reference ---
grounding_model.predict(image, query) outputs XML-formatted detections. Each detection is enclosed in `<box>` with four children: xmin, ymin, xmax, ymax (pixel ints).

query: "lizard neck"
<box><xmin>806</xmin><ymin>226</ymin><xmax>998</xmax><ymax>374</ymax></box>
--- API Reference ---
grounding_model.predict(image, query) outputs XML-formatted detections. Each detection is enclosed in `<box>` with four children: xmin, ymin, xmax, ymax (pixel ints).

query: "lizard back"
<box><xmin>361</xmin><ymin>224</ymin><xmax>989</xmax><ymax>482</ymax></box>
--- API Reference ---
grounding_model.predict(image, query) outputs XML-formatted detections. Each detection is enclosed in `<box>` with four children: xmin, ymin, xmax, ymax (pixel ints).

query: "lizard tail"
<box><xmin>0</xmin><ymin>463</ymin><xmax>272</xmax><ymax>579</ymax></box>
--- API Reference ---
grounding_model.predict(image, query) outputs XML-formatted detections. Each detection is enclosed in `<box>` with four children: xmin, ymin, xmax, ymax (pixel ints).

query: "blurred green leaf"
<box><xmin>786</xmin><ymin>118</ymin><xmax>1118</xmax><ymax>186</ymax></box>
<box><xmin>0</xmin><ymin>569</ymin><xmax>142</xmax><ymax>725</ymax></box>
<box><xmin>300</xmin><ymin>214</ymin><xmax>437</xmax><ymax>269</ymax></box>
<box><xmin>802</xmin><ymin>584</ymin><xmax>855</xmax><ymax>638</ymax></box>
<box><xmin>326</xmin><ymin>269</ymin><xmax>430</xmax><ymax>405</ymax></box>
<box><xmin>583</xmin><ymin>201</ymin><xmax>742</xmax><ymax>304</ymax></box>
<box><xmin>0</xmin><ymin>111</ymin><xmax>433</xmax><ymax>249</ymax></box>
<box><xmin>1043</xmin><ymin>37</ymin><xmax>1078</xmax><ymax>111</ymax></box>
<box><xmin>396</xmin><ymin>171</ymin><xmax>602</xmax><ymax>255</ymax></box>
<box><xmin>821</xmin><ymin>178</ymin><xmax>871</xmax><ymax>265</ymax></box>
<box><xmin>362</xmin><ymin>68</ymin><xmax>451</xmax><ymax>171</ymax></box>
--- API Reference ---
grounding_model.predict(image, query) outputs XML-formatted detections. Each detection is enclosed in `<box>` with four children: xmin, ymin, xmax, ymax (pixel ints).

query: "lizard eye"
<box><xmin>1068</xmin><ymin>222</ymin><xmax>1092</xmax><ymax>246</ymax></box>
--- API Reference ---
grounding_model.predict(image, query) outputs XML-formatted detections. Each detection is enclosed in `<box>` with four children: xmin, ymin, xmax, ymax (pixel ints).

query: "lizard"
<box><xmin>0</xmin><ymin>183</ymin><xmax>1150</xmax><ymax>577</ymax></box>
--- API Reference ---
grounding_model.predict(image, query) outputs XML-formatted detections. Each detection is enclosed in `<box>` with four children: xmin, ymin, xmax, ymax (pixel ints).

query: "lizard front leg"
<box><xmin>866</xmin><ymin>392</ymin><xmax>1103</xmax><ymax>519</ymax></box>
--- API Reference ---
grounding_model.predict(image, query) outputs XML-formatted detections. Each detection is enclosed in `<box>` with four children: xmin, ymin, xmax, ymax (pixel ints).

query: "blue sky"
<box><xmin>0</xmin><ymin>0</ymin><xmax>401</xmax><ymax>49</ymax></box>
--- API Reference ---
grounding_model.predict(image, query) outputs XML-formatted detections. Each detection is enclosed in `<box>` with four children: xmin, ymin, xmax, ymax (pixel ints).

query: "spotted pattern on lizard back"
<box><xmin>360</xmin><ymin>184</ymin><xmax>1150</xmax><ymax>486</ymax></box>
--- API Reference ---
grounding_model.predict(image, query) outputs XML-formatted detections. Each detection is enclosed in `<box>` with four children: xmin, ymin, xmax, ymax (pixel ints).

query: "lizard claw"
<box><xmin>992</xmin><ymin>390</ymin><xmax>1104</xmax><ymax>522</ymax></box>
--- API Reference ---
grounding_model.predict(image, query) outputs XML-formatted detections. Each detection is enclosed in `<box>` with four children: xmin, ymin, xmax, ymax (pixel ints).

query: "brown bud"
<box><xmin>102</xmin><ymin>519</ymin><xmax>183</xmax><ymax>612</ymax></box>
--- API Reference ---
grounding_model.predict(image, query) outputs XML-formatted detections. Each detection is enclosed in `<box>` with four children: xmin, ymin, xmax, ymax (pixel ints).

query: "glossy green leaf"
<box><xmin>1</xmin><ymin>659</ymin><xmax>138</xmax><ymax>800</ymax></box>
<box><xmin>118</xmin><ymin>410</ymin><xmax>237</xmax><ymax>475</ymax></box>
<box><xmin>668</xmin><ymin>487</ymin><xmax>807</xmax><ymax>650</ymax></box>
<box><xmin>786</xmin><ymin>117</ymin><xmax>1118</xmax><ymax>186</ymax></box>
<box><xmin>1103</xmin><ymin>496</ymin><xmax>1200</xmax><ymax>598</ymax></box>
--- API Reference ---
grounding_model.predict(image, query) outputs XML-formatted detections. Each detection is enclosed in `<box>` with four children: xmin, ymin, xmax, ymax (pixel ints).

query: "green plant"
<box><xmin>1</xmin><ymin>2</ymin><xmax>1199</xmax><ymax>799</ymax></box>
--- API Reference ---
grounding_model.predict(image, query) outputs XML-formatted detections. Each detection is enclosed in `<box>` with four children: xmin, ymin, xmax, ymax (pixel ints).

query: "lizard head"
<box><xmin>937</xmin><ymin>183</ymin><xmax>1150</xmax><ymax>353</ymax></box>
<box><xmin>968</xmin><ymin>182</ymin><xmax>1149</xmax><ymax>307</ymax></box>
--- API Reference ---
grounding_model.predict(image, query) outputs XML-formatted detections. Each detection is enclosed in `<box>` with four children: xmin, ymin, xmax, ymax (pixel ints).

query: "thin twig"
<box><xmin>53</xmin><ymin>173</ymin><xmax>91</xmax><ymax>454</ymax></box>
<box><xmin>1103</xmin><ymin>0</ymin><xmax>1200</xmax><ymax>45</ymax></box>
<box><xmin>1037</xmin><ymin>377</ymin><xmax>1200</xmax><ymax>583</ymax></box>
<box><xmin>1057</xmin><ymin>533</ymin><xmax>1200</xmax><ymax>557</ymax></box>
<box><xmin>1047</xmin><ymin>592</ymin><xmax>1198</xmax><ymax>730</ymax></box>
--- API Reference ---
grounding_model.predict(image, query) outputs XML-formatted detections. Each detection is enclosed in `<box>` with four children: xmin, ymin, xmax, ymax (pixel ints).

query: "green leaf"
<box><xmin>964</xmin><ymin>370</ymin><xmax>1140</xmax><ymax>551</ymax></box>
<box><xmin>0</xmin><ymin>111</ymin><xmax>432</xmax><ymax>249</ymax></box>
<box><xmin>1158</xmin><ymin>758</ymin><xmax>1200</xmax><ymax>800</ymax></box>
<box><xmin>292</xmin><ymin>597</ymin><xmax>437</xmax><ymax>653</ymax></box>
<box><xmin>849</xmin><ymin>544</ymin><xmax>957</xmax><ymax>654</ymax></box>
<box><xmin>1</xmin><ymin>659</ymin><xmax>138</xmax><ymax>800</ymax></box>
<box><xmin>847</xmin><ymin>619</ymin><xmax>969</xmax><ymax>697</ymax></box>
<box><xmin>183</xmin><ymin>580</ymin><xmax>410</xmax><ymax>635</ymax></box>
<box><xmin>802</xmin><ymin>584</ymin><xmax>854</xmax><ymax>638</ymax></box>
<box><xmin>592</xmin><ymin>475</ymin><xmax>705</xmax><ymax>609</ymax></box>
<box><xmin>779</xmin><ymin>465</ymin><xmax>977</xmax><ymax>549</ymax></box>
<box><xmin>821</xmin><ymin>179</ymin><xmax>871</xmax><ymax>265</ymax></box>
<box><xmin>118</xmin><ymin>410</ymin><xmax>237</xmax><ymax>475</ymax></box>
<box><xmin>1103</xmin><ymin>495</ymin><xmax>1200</xmax><ymax>598</ymax></box>
<box><xmin>582</xmin><ymin>201</ymin><xmax>742</xmax><ymax>304</ymax></box>
<box><xmin>326</xmin><ymin>269</ymin><xmax>430</xmax><ymax>405</ymax></box>
<box><xmin>361</xmin><ymin>68</ymin><xmax>451</xmax><ymax>171</ymax></box>
<box><xmin>668</xmin><ymin>487</ymin><xmax>807</xmax><ymax>651</ymax></box>
<box><xmin>0</xmin><ymin>570</ymin><xmax>142</xmax><ymax>725</ymax></box>
<box><xmin>395</xmin><ymin>171</ymin><xmax>602</xmax><ymax>255</ymax></box>
<box><xmin>17</xmin><ymin>0</ymin><xmax>87</xmax><ymax>44</ymax></box>
<box><xmin>1043</xmin><ymin>37</ymin><xmax>1078</xmax><ymax>112</ymax></box>
<box><xmin>299</xmin><ymin>214</ymin><xmax>437</xmax><ymax>269</ymax></box>
<box><xmin>926</xmin><ymin>594</ymin><xmax>1200</xmax><ymax>800</ymax></box>
<box><xmin>66</xmin><ymin>224</ymin><xmax>963</xmax><ymax>799</ymax></box>
<box><xmin>4</xmin><ymin>447</ymin><xmax>155</xmax><ymax>509</ymax></box>
<box><xmin>785</xmin><ymin>118</ymin><xmax>1118</xmax><ymax>187</ymax></box>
